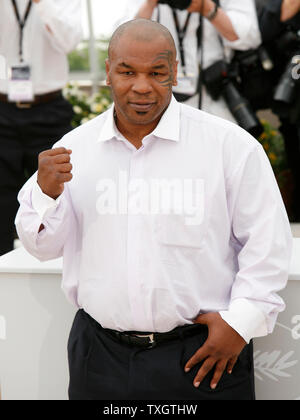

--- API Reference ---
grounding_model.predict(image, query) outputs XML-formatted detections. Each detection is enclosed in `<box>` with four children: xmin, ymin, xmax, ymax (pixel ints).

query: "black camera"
<box><xmin>231</xmin><ymin>46</ymin><xmax>275</xmax><ymax>111</ymax></box>
<box><xmin>272</xmin><ymin>28</ymin><xmax>300</xmax><ymax>123</ymax></box>
<box><xmin>158</xmin><ymin>0</ymin><xmax>192</xmax><ymax>10</ymax></box>
<box><xmin>273</xmin><ymin>53</ymin><xmax>300</xmax><ymax>105</ymax></box>
<box><xmin>203</xmin><ymin>60</ymin><xmax>264</xmax><ymax>138</ymax></box>
<box><xmin>272</xmin><ymin>31</ymin><xmax>300</xmax><ymax>117</ymax></box>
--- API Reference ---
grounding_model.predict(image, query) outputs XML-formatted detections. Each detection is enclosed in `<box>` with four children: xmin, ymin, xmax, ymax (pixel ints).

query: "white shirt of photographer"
<box><xmin>15</xmin><ymin>97</ymin><xmax>292</xmax><ymax>344</ymax></box>
<box><xmin>125</xmin><ymin>0</ymin><xmax>262</xmax><ymax>122</ymax></box>
<box><xmin>0</xmin><ymin>0</ymin><xmax>82</xmax><ymax>95</ymax></box>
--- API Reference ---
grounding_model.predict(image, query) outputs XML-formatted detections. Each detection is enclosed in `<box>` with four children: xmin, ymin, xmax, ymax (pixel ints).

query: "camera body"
<box><xmin>203</xmin><ymin>60</ymin><xmax>264</xmax><ymax>138</ymax></box>
<box><xmin>272</xmin><ymin>30</ymin><xmax>300</xmax><ymax>117</ymax></box>
<box><xmin>158</xmin><ymin>0</ymin><xmax>192</xmax><ymax>10</ymax></box>
<box><xmin>231</xmin><ymin>46</ymin><xmax>276</xmax><ymax>112</ymax></box>
<box><xmin>273</xmin><ymin>52</ymin><xmax>300</xmax><ymax>105</ymax></box>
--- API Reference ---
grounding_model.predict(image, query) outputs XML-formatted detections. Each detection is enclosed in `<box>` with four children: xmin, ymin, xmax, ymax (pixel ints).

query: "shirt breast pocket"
<box><xmin>154</xmin><ymin>184</ymin><xmax>208</xmax><ymax>263</ymax></box>
<box><xmin>155</xmin><ymin>213</ymin><xmax>207</xmax><ymax>250</ymax></box>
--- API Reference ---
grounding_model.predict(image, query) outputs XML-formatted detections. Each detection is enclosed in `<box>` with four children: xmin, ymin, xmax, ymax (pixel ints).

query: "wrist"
<box><xmin>204</xmin><ymin>1</ymin><xmax>219</xmax><ymax>21</ymax></box>
<box><xmin>147</xmin><ymin>0</ymin><xmax>158</xmax><ymax>8</ymax></box>
<box><xmin>202</xmin><ymin>0</ymin><xmax>215</xmax><ymax>15</ymax></box>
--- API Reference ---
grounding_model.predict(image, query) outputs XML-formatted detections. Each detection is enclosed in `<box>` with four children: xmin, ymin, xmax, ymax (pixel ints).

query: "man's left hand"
<box><xmin>184</xmin><ymin>312</ymin><xmax>247</xmax><ymax>390</ymax></box>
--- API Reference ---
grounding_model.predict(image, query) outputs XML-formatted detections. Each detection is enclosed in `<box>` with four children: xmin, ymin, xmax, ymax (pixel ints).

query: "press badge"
<box><xmin>177</xmin><ymin>74</ymin><xmax>196</xmax><ymax>93</ymax></box>
<box><xmin>8</xmin><ymin>64</ymin><xmax>33</xmax><ymax>102</ymax></box>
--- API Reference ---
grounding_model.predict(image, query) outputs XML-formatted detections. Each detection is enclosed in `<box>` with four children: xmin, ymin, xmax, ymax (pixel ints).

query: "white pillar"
<box><xmin>86</xmin><ymin>0</ymin><xmax>100</xmax><ymax>93</ymax></box>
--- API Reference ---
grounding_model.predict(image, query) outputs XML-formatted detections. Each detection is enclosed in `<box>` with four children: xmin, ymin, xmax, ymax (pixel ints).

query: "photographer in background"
<box><xmin>258</xmin><ymin>0</ymin><xmax>300</xmax><ymax>221</ymax></box>
<box><xmin>0</xmin><ymin>0</ymin><xmax>82</xmax><ymax>256</ymax></box>
<box><xmin>134</xmin><ymin>0</ymin><xmax>261</xmax><ymax>126</ymax></box>
<box><xmin>258</xmin><ymin>0</ymin><xmax>300</xmax><ymax>39</ymax></box>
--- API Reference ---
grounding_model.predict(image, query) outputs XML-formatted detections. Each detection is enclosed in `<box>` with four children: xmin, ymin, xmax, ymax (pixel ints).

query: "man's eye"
<box><xmin>123</xmin><ymin>71</ymin><xmax>134</xmax><ymax>75</ymax></box>
<box><xmin>152</xmin><ymin>72</ymin><xmax>162</xmax><ymax>76</ymax></box>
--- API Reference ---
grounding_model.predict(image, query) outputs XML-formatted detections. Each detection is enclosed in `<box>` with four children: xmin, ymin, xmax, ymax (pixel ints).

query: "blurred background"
<box><xmin>68</xmin><ymin>0</ymin><xmax>126</xmax><ymax>87</ymax></box>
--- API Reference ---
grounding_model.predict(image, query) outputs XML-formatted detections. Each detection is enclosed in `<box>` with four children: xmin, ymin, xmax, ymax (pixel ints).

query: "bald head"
<box><xmin>105</xmin><ymin>18</ymin><xmax>178</xmax><ymax>132</ymax></box>
<box><xmin>108</xmin><ymin>19</ymin><xmax>176</xmax><ymax>60</ymax></box>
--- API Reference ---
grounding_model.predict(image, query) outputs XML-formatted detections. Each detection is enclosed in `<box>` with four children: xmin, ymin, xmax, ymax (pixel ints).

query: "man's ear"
<box><xmin>173</xmin><ymin>60</ymin><xmax>179</xmax><ymax>87</ymax></box>
<box><xmin>105</xmin><ymin>59</ymin><xmax>111</xmax><ymax>86</ymax></box>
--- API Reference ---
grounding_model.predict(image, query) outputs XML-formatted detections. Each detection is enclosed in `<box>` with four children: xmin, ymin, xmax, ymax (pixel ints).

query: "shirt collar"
<box><xmin>97</xmin><ymin>95</ymin><xmax>180</xmax><ymax>143</ymax></box>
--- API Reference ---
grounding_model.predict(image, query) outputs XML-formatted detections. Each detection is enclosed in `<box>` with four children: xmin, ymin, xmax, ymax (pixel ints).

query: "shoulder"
<box><xmin>179</xmin><ymin>102</ymin><xmax>263</xmax><ymax>175</ymax></box>
<box><xmin>180</xmin><ymin>102</ymin><xmax>259</xmax><ymax>149</ymax></box>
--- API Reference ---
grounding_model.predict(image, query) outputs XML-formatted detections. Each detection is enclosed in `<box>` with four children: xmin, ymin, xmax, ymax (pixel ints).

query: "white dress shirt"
<box><xmin>0</xmin><ymin>0</ymin><xmax>82</xmax><ymax>94</ymax></box>
<box><xmin>127</xmin><ymin>0</ymin><xmax>262</xmax><ymax>122</ymax></box>
<box><xmin>15</xmin><ymin>97</ymin><xmax>293</xmax><ymax>343</ymax></box>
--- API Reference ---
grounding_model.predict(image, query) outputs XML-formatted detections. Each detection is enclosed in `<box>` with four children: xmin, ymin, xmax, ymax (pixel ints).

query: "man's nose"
<box><xmin>132</xmin><ymin>74</ymin><xmax>153</xmax><ymax>94</ymax></box>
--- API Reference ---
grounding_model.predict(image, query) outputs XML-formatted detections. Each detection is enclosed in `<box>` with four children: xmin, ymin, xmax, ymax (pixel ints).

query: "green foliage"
<box><xmin>68</xmin><ymin>47</ymin><xmax>90</xmax><ymax>72</ymax></box>
<box><xmin>63</xmin><ymin>83</ymin><xmax>112</xmax><ymax>127</ymax></box>
<box><xmin>258</xmin><ymin>119</ymin><xmax>288</xmax><ymax>187</ymax></box>
<box><xmin>68</xmin><ymin>40</ymin><xmax>109</xmax><ymax>72</ymax></box>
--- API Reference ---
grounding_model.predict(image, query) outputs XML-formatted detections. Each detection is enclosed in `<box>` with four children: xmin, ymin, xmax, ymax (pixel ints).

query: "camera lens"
<box><xmin>273</xmin><ymin>57</ymin><xmax>299</xmax><ymax>105</ymax></box>
<box><xmin>222</xmin><ymin>82</ymin><xmax>263</xmax><ymax>138</ymax></box>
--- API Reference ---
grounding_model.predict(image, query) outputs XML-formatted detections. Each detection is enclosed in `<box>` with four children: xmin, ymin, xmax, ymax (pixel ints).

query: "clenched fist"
<box><xmin>37</xmin><ymin>147</ymin><xmax>73</xmax><ymax>200</ymax></box>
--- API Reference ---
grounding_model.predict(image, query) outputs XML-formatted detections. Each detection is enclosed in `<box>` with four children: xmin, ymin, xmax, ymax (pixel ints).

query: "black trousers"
<box><xmin>68</xmin><ymin>309</ymin><xmax>255</xmax><ymax>401</ymax></box>
<box><xmin>0</xmin><ymin>94</ymin><xmax>73</xmax><ymax>255</ymax></box>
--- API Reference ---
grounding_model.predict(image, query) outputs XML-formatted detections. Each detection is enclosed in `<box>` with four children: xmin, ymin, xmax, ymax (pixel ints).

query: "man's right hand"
<box><xmin>37</xmin><ymin>147</ymin><xmax>73</xmax><ymax>200</ymax></box>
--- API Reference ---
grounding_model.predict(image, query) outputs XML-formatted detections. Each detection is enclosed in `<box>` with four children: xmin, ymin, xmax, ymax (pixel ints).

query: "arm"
<box><xmin>15</xmin><ymin>147</ymin><xmax>75</xmax><ymax>261</ymax></box>
<box><xmin>185</xmin><ymin>143</ymin><xmax>293</xmax><ymax>390</ymax></box>
<box><xmin>188</xmin><ymin>0</ymin><xmax>239</xmax><ymax>41</ymax></box>
<box><xmin>219</xmin><ymin>0</ymin><xmax>262</xmax><ymax>50</ymax></box>
<box><xmin>32</xmin><ymin>0</ymin><xmax>82</xmax><ymax>54</ymax></box>
<box><xmin>188</xmin><ymin>0</ymin><xmax>261</xmax><ymax>49</ymax></box>
<box><xmin>221</xmin><ymin>144</ymin><xmax>292</xmax><ymax>338</ymax></box>
<box><xmin>135</xmin><ymin>0</ymin><xmax>159</xmax><ymax>18</ymax></box>
<box><xmin>281</xmin><ymin>0</ymin><xmax>300</xmax><ymax>21</ymax></box>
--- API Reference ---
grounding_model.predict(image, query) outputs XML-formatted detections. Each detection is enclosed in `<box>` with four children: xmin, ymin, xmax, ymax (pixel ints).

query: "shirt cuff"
<box><xmin>32</xmin><ymin>181</ymin><xmax>61</xmax><ymax>220</ymax></box>
<box><xmin>224</xmin><ymin>13</ymin><xmax>261</xmax><ymax>50</ymax></box>
<box><xmin>219</xmin><ymin>298</ymin><xmax>268</xmax><ymax>343</ymax></box>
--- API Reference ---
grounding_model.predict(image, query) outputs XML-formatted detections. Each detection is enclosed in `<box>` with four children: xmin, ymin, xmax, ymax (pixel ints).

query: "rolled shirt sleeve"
<box><xmin>34</xmin><ymin>0</ymin><xmax>83</xmax><ymax>53</ymax></box>
<box><xmin>221</xmin><ymin>0</ymin><xmax>262</xmax><ymax>50</ymax></box>
<box><xmin>220</xmin><ymin>143</ymin><xmax>293</xmax><ymax>343</ymax></box>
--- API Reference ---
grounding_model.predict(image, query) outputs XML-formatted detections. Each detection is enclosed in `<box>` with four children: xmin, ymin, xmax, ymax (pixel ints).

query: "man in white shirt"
<box><xmin>134</xmin><ymin>0</ymin><xmax>261</xmax><ymax>124</ymax></box>
<box><xmin>0</xmin><ymin>0</ymin><xmax>82</xmax><ymax>255</ymax></box>
<box><xmin>16</xmin><ymin>19</ymin><xmax>292</xmax><ymax>400</ymax></box>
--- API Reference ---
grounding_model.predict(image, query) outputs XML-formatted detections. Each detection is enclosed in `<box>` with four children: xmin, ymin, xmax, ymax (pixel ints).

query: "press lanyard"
<box><xmin>172</xmin><ymin>9</ymin><xmax>192</xmax><ymax>76</ymax></box>
<box><xmin>11</xmin><ymin>0</ymin><xmax>33</xmax><ymax>63</ymax></box>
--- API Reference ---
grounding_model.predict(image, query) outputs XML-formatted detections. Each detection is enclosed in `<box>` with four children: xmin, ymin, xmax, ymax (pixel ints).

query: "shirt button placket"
<box><xmin>127</xmin><ymin>148</ymin><xmax>148</xmax><ymax>330</ymax></box>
